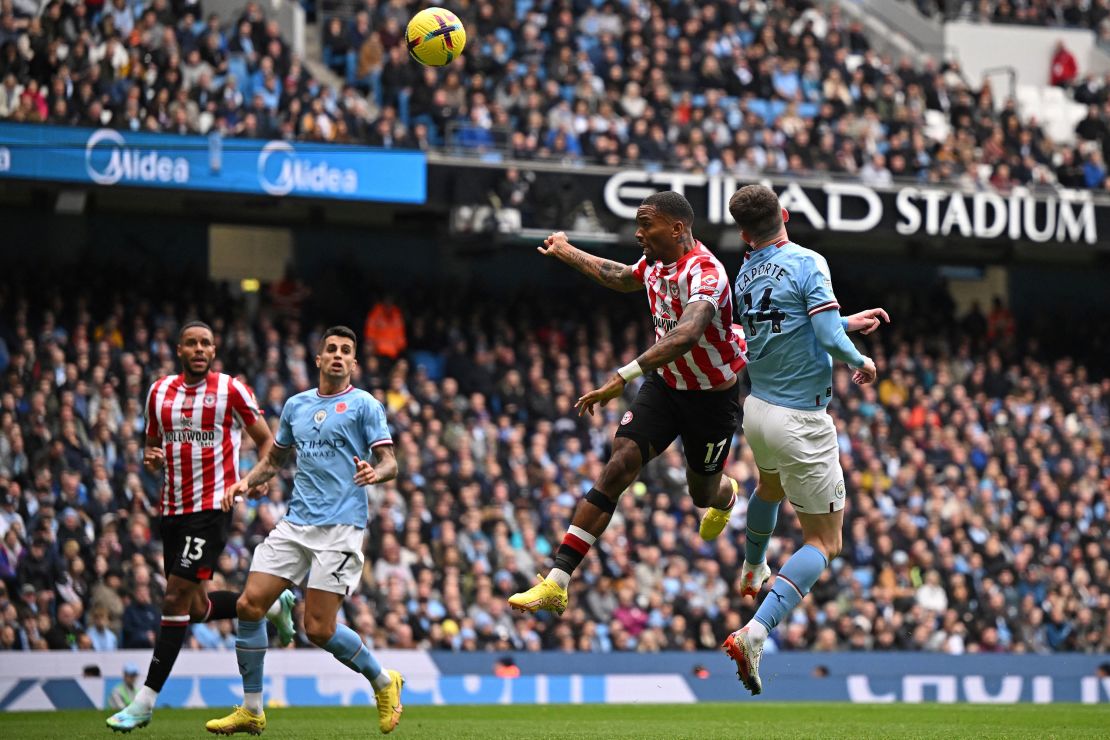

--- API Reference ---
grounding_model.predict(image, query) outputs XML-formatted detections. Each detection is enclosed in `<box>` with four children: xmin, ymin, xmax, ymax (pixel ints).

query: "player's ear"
<box><xmin>782</xmin><ymin>207</ymin><xmax>790</xmax><ymax>224</ymax></box>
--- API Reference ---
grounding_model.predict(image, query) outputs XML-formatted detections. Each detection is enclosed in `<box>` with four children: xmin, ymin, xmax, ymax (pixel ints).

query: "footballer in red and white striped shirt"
<box><xmin>631</xmin><ymin>241</ymin><xmax>746</xmax><ymax>391</ymax></box>
<box><xmin>109</xmin><ymin>321</ymin><xmax>291</xmax><ymax>729</ymax></box>
<box><xmin>508</xmin><ymin>191</ymin><xmax>745</xmax><ymax>618</ymax></box>
<box><xmin>144</xmin><ymin>360</ymin><xmax>267</xmax><ymax>518</ymax></box>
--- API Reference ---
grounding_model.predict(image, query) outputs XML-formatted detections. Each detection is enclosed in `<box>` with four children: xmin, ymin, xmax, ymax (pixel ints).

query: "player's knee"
<box><xmin>687</xmin><ymin>479</ymin><xmax>713</xmax><ymax>509</ymax></box>
<box><xmin>303</xmin><ymin>616</ymin><xmax>335</xmax><ymax>647</ymax></box>
<box><xmin>236</xmin><ymin>594</ymin><xmax>266</xmax><ymax>622</ymax></box>
<box><xmin>601</xmin><ymin>441</ymin><xmax>642</xmax><ymax>493</ymax></box>
<box><xmin>808</xmin><ymin>532</ymin><xmax>842</xmax><ymax>562</ymax></box>
<box><xmin>161</xmin><ymin>585</ymin><xmax>193</xmax><ymax>616</ymax></box>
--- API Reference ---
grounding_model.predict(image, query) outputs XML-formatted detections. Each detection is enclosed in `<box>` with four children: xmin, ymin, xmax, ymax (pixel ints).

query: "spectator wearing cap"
<box><xmin>108</xmin><ymin>663</ymin><xmax>142</xmax><ymax>710</ymax></box>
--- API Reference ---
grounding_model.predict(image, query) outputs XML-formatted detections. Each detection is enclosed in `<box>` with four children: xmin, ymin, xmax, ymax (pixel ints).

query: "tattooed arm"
<box><xmin>221</xmin><ymin>444</ymin><xmax>294</xmax><ymax>511</ymax></box>
<box><xmin>537</xmin><ymin>231</ymin><xmax>641</xmax><ymax>293</ymax></box>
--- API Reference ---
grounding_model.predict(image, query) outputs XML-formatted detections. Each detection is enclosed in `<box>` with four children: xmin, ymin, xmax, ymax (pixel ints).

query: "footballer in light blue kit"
<box><xmin>721</xmin><ymin>185</ymin><xmax>888</xmax><ymax>695</ymax></box>
<box><xmin>207</xmin><ymin>326</ymin><xmax>406</xmax><ymax>736</ymax></box>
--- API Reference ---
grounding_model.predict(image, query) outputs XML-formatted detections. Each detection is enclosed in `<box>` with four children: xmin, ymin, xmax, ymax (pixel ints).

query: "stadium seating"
<box><xmin>1</xmin><ymin>0</ymin><xmax>1107</xmax><ymax>192</ymax></box>
<box><xmin>0</xmin><ymin>271</ymin><xmax>1106</xmax><ymax>655</ymax></box>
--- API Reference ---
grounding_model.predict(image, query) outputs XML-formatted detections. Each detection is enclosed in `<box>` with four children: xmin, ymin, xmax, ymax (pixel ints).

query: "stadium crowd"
<box><xmin>906</xmin><ymin>0</ymin><xmax>1110</xmax><ymax>30</ymax></box>
<box><xmin>0</xmin><ymin>269</ymin><xmax>1106</xmax><ymax>657</ymax></box>
<box><xmin>2</xmin><ymin>0</ymin><xmax>1110</xmax><ymax>192</ymax></box>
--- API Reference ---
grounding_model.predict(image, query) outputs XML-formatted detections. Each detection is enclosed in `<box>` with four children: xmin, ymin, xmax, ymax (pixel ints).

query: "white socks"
<box><xmin>131</xmin><ymin>686</ymin><xmax>158</xmax><ymax>712</ymax></box>
<box><xmin>243</xmin><ymin>691</ymin><xmax>263</xmax><ymax>715</ymax></box>
<box><xmin>371</xmin><ymin>668</ymin><xmax>394</xmax><ymax>693</ymax></box>
<box><xmin>547</xmin><ymin>568</ymin><xmax>571</xmax><ymax>589</ymax></box>
<box><xmin>747</xmin><ymin>621</ymin><xmax>769</xmax><ymax>644</ymax></box>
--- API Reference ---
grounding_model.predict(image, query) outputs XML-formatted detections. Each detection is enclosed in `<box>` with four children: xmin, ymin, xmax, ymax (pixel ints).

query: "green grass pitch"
<box><xmin>2</xmin><ymin>703</ymin><xmax>1108</xmax><ymax>739</ymax></box>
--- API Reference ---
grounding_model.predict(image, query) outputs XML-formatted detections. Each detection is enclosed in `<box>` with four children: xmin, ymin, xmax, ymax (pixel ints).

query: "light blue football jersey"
<box><xmin>275</xmin><ymin>386</ymin><xmax>392</xmax><ymax>527</ymax></box>
<box><xmin>733</xmin><ymin>241</ymin><xmax>848</xmax><ymax>410</ymax></box>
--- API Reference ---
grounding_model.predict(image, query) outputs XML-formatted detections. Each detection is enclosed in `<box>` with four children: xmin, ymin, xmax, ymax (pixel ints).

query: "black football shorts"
<box><xmin>614</xmin><ymin>372</ymin><xmax>741</xmax><ymax>475</ymax></box>
<box><xmin>160</xmin><ymin>509</ymin><xmax>232</xmax><ymax>582</ymax></box>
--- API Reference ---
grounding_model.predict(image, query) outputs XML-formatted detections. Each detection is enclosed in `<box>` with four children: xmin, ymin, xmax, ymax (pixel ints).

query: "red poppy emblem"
<box><xmin>336</xmin><ymin>402</ymin><xmax>348</xmax><ymax>414</ymax></box>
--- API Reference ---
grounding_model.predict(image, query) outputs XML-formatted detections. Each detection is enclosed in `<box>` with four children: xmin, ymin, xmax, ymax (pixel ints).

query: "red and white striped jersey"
<box><xmin>144</xmin><ymin>372</ymin><xmax>262</xmax><ymax>516</ymax></box>
<box><xmin>632</xmin><ymin>242</ymin><xmax>747</xmax><ymax>390</ymax></box>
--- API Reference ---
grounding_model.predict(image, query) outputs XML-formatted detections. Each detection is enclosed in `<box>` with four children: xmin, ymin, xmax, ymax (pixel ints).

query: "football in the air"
<box><xmin>406</xmin><ymin>7</ymin><xmax>466</xmax><ymax>66</ymax></box>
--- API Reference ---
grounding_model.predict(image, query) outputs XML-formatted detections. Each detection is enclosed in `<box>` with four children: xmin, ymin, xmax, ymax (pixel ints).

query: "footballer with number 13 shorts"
<box><xmin>107</xmin><ymin>321</ymin><xmax>296</xmax><ymax>734</ymax></box>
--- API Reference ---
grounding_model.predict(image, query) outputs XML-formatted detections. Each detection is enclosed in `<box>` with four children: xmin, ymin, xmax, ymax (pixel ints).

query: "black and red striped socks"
<box><xmin>549</xmin><ymin>524</ymin><xmax>597</xmax><ymax>588</ymax></box>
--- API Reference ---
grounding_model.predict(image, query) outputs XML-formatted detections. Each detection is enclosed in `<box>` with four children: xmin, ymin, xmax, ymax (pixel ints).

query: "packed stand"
<box><xmin>906</xmin><ymin>0</ymin><xmax>1110</xmax><ymax>31</ymax></box>
<box><xmin>2</xmin><ymin>0</ymin><xmax>1106</xmax><ymax>192</ymax></box>
<box><xmin>0</xmin><ymin>0</ymin><xmax>374</xmax><ymax>141</ymax></box>
<box><xmin>315</xmin><ymin>0</ymin><xmax>1098</xmax><ymax>192</ymax></box>
<box><xmin>0</xmin><ymin>269</ymin><xmax>1107</xmax><ymax>656</ymax></box>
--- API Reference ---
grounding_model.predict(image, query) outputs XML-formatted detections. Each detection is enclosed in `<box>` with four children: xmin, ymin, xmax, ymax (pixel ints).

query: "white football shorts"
<box><xmin>742</xmin><ymin>394</ymin><xmax>846</xmax><ymax>514</ymax></box>
<box><xmin>250</xmin><ymin>519</ymin><xmax>366</xmax><ymax>595</ymax></box>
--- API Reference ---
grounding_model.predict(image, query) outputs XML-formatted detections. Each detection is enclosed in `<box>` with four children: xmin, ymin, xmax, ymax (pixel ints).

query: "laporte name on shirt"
<box><xmin>735</xmin><ymin>261</ymin><xmax>790</xmax><ymax>293</ymax></box>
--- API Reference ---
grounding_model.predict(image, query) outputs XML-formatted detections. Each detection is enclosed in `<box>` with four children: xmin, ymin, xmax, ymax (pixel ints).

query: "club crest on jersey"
<box><xmin>669</xmin><ymin>281</ymin><xmax>679</xmax><ymax>297</ymax></box>
<box><xmin>313</xmin><ymin>409</ymin><xmax>327</xmax><ymax>425</ymax></box>
<box><xmin>620</xmin><ymin>411</ymin><xmax>633</xmax><ymax>425</ymax></box>
<box><xmin>335</xmin><ymin>402</ymin><xmax>348</xmax><ymax>414</ymax></box>
<box><xmin>203</xmin><ymin>393</ymin><xmax>216</xmax><ymax>408</ymax></box>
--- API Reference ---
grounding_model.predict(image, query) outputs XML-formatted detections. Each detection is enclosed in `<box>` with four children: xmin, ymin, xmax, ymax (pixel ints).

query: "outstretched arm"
<box><xmin>842</xmin><ymin>307</ymin><xmax>890</xmax><ymax>335</ymax></box>
<box><xmin>538</xmin><ymin>231</ymin><xmax>641</xmax><ymax>293</ymax></box>
<box><xmin>576</xmin><ymin>302</ymin><xmax>716</xmax><ymax>416</ymax></box>
<box><xmin>811</xmin><ymin>309</ymin><xmax>877</xmax><ymax>385</ymax></box>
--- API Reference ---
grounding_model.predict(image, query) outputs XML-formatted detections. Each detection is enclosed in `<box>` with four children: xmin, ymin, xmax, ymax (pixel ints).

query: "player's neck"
<box><xmin>181</xmin><ymin>370</ymin><xmax>208</xmax><ymax>385</ymax></box>
<box><xmin>662</xmin><ymin>233</ymin><xmax>697</xmax><ymax>263</ymax></box>
<box><xmin>318</xmin><ymin>376</ymin><xmax>351</xmax><ymax>396</ymax></box>
<box><xmin>751</xmin><ymin>230</ymin><xmax>789</xmax><ymax>252</ymax></box>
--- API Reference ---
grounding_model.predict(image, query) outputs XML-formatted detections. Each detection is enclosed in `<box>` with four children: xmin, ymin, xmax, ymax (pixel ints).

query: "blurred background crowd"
<box><xmin>0</xmin><ymin>265</ymin><xmax>1106</xmax><ymax>657</ymax></box>
<box><xmin>5</xmin><ymin>0</ymin><xmax>1110</xmax><ymax>191</ymax></box>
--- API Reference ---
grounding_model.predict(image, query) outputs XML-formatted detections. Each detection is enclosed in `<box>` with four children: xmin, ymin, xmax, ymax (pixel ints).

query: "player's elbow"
<box><xmin>676</xmin><ymin>330</ymin><xmax>700</xmax><ymax>354</ymax></box>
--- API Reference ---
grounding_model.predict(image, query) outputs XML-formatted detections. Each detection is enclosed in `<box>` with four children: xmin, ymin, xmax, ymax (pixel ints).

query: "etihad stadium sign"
<box><xmin>602</xmin><ymin>171</ymin><xmax>1097</xmax><ymax>245</ymax></box>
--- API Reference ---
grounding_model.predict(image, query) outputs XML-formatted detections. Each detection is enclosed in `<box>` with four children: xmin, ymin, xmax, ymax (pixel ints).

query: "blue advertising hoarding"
<box><xmin>0</xmin><ymin>122</ymin><xmax>426</xmax><ymax>203</ymax></box>
<box><xmin>2</xmin><ymin>651</ymin><xmax>1108</xmax><ymax>710</ymax></box>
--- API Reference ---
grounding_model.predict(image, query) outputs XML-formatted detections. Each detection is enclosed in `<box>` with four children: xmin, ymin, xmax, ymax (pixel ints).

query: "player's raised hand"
<box><xmin>853</xmin><ymin>357</ymin><xmax>877</xmax><ymax>385</ymax></box>
<box><xmin>537</xmin><ymin>231</ymin><xmax>569</xmax><ymax>257</ymax></box>
<box><xmin>845</xmin><ymin>308</ymin><xmax>890</xmax><ymax>335</ymax></box>
<box><xmin>143</xmin><ymin>446</ymin><xmax>165</xmax><ymax>473</ymax></box>
<box><xmin>221</xmin><ymin>478</ymin><xmax>250</xmax><ymax>511</ymax></box>
<box><xmin>353</xmin><ymin>455</ymin><xmax>377</xmax><ymax>486</ymax></box>
<box><xmin>575</xmin><ymin>374</ymin><xmax>626</xmax><ymax>417</ymax></box>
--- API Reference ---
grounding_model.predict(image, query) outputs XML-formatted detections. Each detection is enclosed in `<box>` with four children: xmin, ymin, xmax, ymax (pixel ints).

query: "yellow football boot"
<box><xmin>205</xmin><ymin>705</ymin><xmax>266</xmax><ymax>736</ymax></box>
<box><xmin>508</xmin><ymin>573</ymin><xmax>568</xmax><ymax>615</ymax></box>
<box><xmin>375</xmin><ymin>669</ymin><xmax>405</xmax><ymax>734</ymax></box>
<box><xmin>700</xmin><ymin>476</ymin><xmax>739</xmax><ymax>541</ymax></box>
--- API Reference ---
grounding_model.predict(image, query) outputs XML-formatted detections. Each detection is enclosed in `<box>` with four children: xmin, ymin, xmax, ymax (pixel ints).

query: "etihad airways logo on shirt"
<box><xmin>294</xmin><ymin>436</ymin><xmax>348</xmax><ymax>459</ymax></box>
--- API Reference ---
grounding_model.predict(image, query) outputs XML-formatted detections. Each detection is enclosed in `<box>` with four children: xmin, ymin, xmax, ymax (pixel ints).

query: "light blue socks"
<box><xmin>753</xmin><ymin>544</ymin><xmax>829</xmax><ymax>633</ymax></box>
<box><xmin>745</xmin><ymin>493</ymin><xmax>781</xmax><ymax>565</ymax></box>
<box><xmin>323</xmin><ymin>624</ymin><xmax>393</xmax><ymax>692</ymax></box>
<box><xmin>235</xmin><ymin>618</ymin><xmax>267</xmax><ymax>713</ymax></box>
